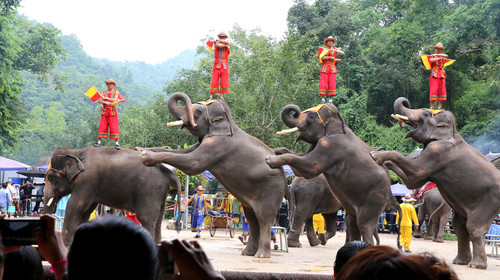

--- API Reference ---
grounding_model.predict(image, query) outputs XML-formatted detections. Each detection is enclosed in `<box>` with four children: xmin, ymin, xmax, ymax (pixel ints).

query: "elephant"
<box><xmin>139</xmin><ymin>93</ymin><xmax>287</xmax><ymax>258</ymax></box>
<box><xmin>412</xmin><ymin>184</ymin><xmax>452</xmax><ymax>243</ymax></box>
<box><xmin>44</xmin><ymin>146</ymin><xmax>181</xmax><ymax>246</ymax></box>
<box><xmin>370</xmin><ymin>97</ymin><xmax>500</xmax><ymax>269</ymax></box>
<box><xmin>286</xmin><ymin>175</ymin><xmax>342</xmax><ymax>247</ymax></box>
<box><xmin>266</xmin><ymin>103</ymin><xmax>401</xmax><ymax>247</ymax></box>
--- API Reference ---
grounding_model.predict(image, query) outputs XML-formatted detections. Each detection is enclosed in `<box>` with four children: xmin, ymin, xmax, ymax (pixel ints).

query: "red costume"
<box><xmin>207</xmin><ymin>40</ymin><xmax>230</xmax><ymax>94</ymax></box>
<box><xmin>318</xmin><ymin>47</ymin><xmax>337</xmax><ymax>97</ymax></box>
<box><xmin>421</xmin><ymin>54</ymin><xmax>455</xmax><ymax>102</ymax></box>
<box><xmin>98</xmin><ymin>89</ymin><xmax>120</xmax><ymax>140</ymax></box>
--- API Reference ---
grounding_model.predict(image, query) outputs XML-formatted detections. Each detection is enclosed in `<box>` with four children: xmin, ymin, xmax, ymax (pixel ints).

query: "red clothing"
<box><xmin>429</xmin><ymin>56</ymin><xmax>447</xmax><ymax>101</ymax></box>
<box><xmin>319</xmin><ymin>49</ymin><xmax>337</xmax><ymax>96</ymax></box>
<box><xmin>98</xmin><ymin>89</ymin><xmax>120</xmax><ymax>139</ymax></box>
<box><xmin>209</xmin><ymin>42</ymin><xmax>230</xmax><ymax>94</ymax></box>
<box><xmin>125</xmin><ymin>211</ymin><xmax>141</xmax><ymax>225</ymax></box>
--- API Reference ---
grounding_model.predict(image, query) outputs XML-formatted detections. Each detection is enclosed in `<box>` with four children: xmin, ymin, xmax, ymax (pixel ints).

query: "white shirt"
<box><xmin>7</xmin><ymin>184</ymin><xmax>19</xmax><ymax>200</ymax></box>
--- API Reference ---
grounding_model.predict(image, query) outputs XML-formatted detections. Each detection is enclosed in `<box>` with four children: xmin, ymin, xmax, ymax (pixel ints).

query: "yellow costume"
<box><xmin>396</xmin><ymin>202</ymin><xmax>419</xmax><ymax>250</ymax></box>
<box><xmin>313</xmin><ymin>213</ymin><xmax>325</xmax><ymax>234</ymax></box>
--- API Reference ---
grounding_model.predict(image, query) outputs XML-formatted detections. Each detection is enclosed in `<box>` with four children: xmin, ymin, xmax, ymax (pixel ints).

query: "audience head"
<box><xmin>334</xmin><ymin>241</ymin><xmax>371</xmax><ymax>278</ymax></box>
<box><xmin>2</xmin><ymin>246</ymin><xmax>43</xmax><ymax>280</ymax></box>
<box><xmin>67</xmin><ymin>216</ymin><xmax>158</xmax><ymax>280</ymax></box>
<box><xmin>336</xmin><ymin>245</ymin><xmax>458</xmax><ymax>280</ymax></box>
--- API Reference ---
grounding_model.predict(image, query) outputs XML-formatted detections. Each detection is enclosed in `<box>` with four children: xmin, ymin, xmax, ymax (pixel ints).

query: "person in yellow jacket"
<box><xmin>313</xmin><ymin>213</ymin><xmax>325</xmax><ymax>235</ymax></box>
<box><xmin>396</xmin><ymin>194</ymin><xmax>419</xmax><ymax>253</ymax></box>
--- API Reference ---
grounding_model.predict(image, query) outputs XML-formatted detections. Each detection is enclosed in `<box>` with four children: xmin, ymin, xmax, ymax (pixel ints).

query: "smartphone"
<box><xmin>157</xmin><ymin>244</ymin><xmax>177</xmax><ymax>279</ymax></box>
<box><xmin>0</xmin><ymin>218</ymin><xmax>47</xmax><ymax>246</ymax></box>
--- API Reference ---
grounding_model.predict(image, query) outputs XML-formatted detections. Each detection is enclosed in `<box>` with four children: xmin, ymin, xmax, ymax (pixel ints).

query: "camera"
<box><xmin>0</xmin><ymin>218</ymin><xmax>47</xmax><ymax>246</ymax></box>
<box><xmin>157</xmin><ymin>244</ymin><xmax>177</xmax><ymax>279</ymax></box>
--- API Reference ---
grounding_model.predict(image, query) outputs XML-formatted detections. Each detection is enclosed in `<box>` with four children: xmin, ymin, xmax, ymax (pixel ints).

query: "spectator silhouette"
<box><xmin>3</xmin><ymin>246</ymin><xmax>43</xmax><ymax>280</ymax></box>
<box><xmin>333</xmin><ymin>241</ymin><xmax>371</xmax><ymax>279</ymax></box>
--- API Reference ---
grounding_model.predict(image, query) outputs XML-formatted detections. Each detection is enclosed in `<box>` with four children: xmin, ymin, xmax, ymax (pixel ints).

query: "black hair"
<box><xmin>2</xmin><ymin>246</ymin><xmax>43</xmax><ymax>280</ymax></box>
<box><xmin>334</xmin><ymin>240</ymin><xmax>372</xmax><ymax>274</ymax></box>
<box><xmin>67</xmin><ymin>216</ymin><xmax>158</xmax><ymax>280</ymax></box>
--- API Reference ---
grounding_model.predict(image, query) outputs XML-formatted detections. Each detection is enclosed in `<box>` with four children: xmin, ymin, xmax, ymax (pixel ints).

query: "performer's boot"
<box><xmin>328</xmin><ymin>98</ymin><xmax>333</xmax><ymax>104</ymax></box>
<box><xmin>115</xmin><ymin>141</ymin><xmax>121</xmax><ymax>150</ymax></box>
<box><xmin>321</xmin><ymin>98</ymin><xmax>325</xmax><ymax>104</ymax></box>
<box><xmin>93</xmin><ymin>140</ymin><xmax>102</xmax><ymax>147</ymax></box>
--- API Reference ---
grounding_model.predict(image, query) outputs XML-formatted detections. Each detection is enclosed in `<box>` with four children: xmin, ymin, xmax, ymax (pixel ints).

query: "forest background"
<box><xmin>1</xmin><ymin>0</ymin><xmax>499</xmax><ymax>189</ymax></box>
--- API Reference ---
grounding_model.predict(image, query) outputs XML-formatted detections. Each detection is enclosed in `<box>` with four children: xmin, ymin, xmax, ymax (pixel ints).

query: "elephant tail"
<box><xmin>428</xmin><ymin>201</ymin><xmax>449</xmax><ymax>224</ymax></box>
<box><xmin>286</xmin><ymin>185</ymin><xmax>296</xmax><ymax>231</ymax></box>
<box><xmin>389</xmin><ymin>195</ymin><xmax>403</xmax><ymax>250</ymax></box>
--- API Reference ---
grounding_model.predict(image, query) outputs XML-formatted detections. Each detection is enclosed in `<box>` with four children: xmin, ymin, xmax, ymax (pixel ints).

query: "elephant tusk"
<box><xmin>391</xmin><ymin>114</ymin><xmax>409</xmax><ymax>121</ymax></box>
<box><xmin>167</xmin><ymin>120</ymin><xmax>184</xmax><ymax>127</ymax></box>
<box><xmin>276</xmin><ymin>127</ymin><xmax>299</xmax><ymax>135</ymax></box>
<box><xmin>47</xmin><ymin>197</ymin><xmax>54</xmax><ymax>207</ymax></box>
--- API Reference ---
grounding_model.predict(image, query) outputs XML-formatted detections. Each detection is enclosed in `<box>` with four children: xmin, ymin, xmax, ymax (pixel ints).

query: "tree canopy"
<box><xmin>2</xmin><ymin>0</ymin><xmax>498</xmax><ymax>166</ymax></box>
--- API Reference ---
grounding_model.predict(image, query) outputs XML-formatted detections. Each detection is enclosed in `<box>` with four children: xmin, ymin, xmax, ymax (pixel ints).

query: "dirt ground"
<box><xmin>161</xmin><ymin>224</ymin><xmax>500</xmax><ymax>280</ymax></box>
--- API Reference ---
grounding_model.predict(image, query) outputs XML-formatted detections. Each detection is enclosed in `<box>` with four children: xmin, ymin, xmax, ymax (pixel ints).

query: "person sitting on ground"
<box><xmin>336</xmin><ymin>245</ymin><xmax>458</xmax><ymax>280</ymax></box>
<box><xmin>36</xmin><ymin>215</ymin><xmax>159</xmax><ymax>280</ymax></box>
<box><xmin>333</xmin><ymin>240</ymin><xmax>371</xmax><ymax>279</ymax></box>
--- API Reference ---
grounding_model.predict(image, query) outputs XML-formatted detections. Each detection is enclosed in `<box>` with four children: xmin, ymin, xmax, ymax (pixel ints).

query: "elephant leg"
<box><xmin>451</xmin><ymin>214</ymin><xmax>472</xmax><ymax>266</ymax></box>
<box><xmin>62</xmin><ymin>196</ymin><xmax>98</xmax><ymax>246</ymax></box>
<box><xmin>136</xmin><ymin>201</ymin><xmax>163</xmax><ymax>244</ymax></box>
<box><xmin>287</xmin><ymin>228</ymin><xmax>302</xmax><ymax>248</ymax></box>
<box><xmin>241</xmin><ymin>207</ymin><xmax>259</xmax><ymax>256</ymax></box>
<box><xmin>319</xmin><ymin>213</ymin><xmax>337</xmax><ymax>245</ymax></box>
<box><xmin>434</xmin><ymin>211</ymin><xmax>449</xmax><ymax>243</ymax></box>
<box><xmin>356</xmin><ymin>211</ymin><xmax>377</xmax><ymax>245</ymax></box>
<box><xmin>467</xmin><ymin>212</ymin><xmax>492</xmax><ymax>269</ymax></box>
<box><xmin>306</xmin><ymin>218</ymin><xmax>321</xmax><ymax>247</ymax></box>
<box><xmin>346</xmin><ymin>215</ymin><xmax>361</xmax><ymax>243</ymax></box>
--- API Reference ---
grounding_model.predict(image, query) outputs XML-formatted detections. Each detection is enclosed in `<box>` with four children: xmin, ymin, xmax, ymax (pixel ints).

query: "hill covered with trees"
<box><xmin>2</xmin><ymin>0</ymin><xmax>498</xmax><ymax>166</ymax></box>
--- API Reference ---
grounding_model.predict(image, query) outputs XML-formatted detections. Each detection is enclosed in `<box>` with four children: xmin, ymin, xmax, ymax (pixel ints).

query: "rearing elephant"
<box><xmin>139</xmin><ymin>93</ymin><xmax>287</xmax><ymax>258</ymax></box>
<box><xmin>266</xmin><ymin>103</ymin><xmax>401</xmax><ymax>247</ymax></box>
<box><xmin>44</xmin><ymin>147</ymin><xmax>181</xmax><ymax>246</ymax></box>
<box><xmin>371</xmin><ymin>97</ymin><xmax>500</xmax><ymax>269</ymax></box>
<box><xmin>413</xmin><ymin>184</ymin><xmax>452</xmax><ymax>243</ymax></box>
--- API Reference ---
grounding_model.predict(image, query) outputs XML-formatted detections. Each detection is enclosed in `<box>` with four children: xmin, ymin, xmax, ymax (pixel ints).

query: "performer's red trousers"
<box><xmin>429</xmin><ymin>76</ymin><xmax>447</xmax><ymax>102</ymax></box>
<box><xmin>98</xmin><ymin>107</ymin><xmax>119</xmax><ymax>140</ymax></box>
<box><xmin>210</xmin><ymin>62</ymin><xmax>229</xmax><ymax>94</ymax></box>
<box><xmin>319</xmin><ymin>72</ymin><xmax>336</xmax><ymax>96</ymax></box>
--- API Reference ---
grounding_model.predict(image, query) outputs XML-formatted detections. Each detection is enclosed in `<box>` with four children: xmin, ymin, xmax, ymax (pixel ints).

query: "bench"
<box><xmin>484</xmin><ymin>234</ymin><xmax>500</xmax><ymax>256</ymax></box>
<box><xmin>271</xmin><ymin>226</ymin><xmax>288</xmax><ymax>252</ymax></box>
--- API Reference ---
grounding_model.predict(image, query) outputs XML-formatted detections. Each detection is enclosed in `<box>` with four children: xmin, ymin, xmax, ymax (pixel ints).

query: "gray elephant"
<box><xmin>413</xmin><ymin>184</ymin><xmax>452</xmax><ymax>243</ymax></box>
<box><xmin>140</xmin><ymin>93</ymin><xmax>287</xmax><ymax>258</ymax></box>
<box><xmin>44</xmin><ymin>146</ymin><xmax>181</xmax><ymax>246</ymax></box>
<box><xmin>266</xmin><ymin>103</ymin><xmax>401</xmax><ymax>247</ymax></box>
<box><xmin>287</xmin><ymin>175</ymin><xmax>342</xmax><ymax>247</ymax></box>
<box><xmin>371</xmin><ymin>97</ymin><xmax>500</xmax><ymax>269</ymax></box>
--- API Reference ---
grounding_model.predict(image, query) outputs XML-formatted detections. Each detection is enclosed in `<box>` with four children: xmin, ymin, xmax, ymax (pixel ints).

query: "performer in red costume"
<box><xmin>94</xmin><ymin>79</ymin><xmax>124</xmax><ymax>150</ymax></box>
<box><xmin>318</xmin><ymin>36</ymin><xmax>344</xmax><ymax>104</ymax></box>
<box><xmin>420</xmin><ymin>43</ymin><xmax>455</xmax><ymax>109</ymax></box>
<box><xmin>206</xmin><ymin>32</ymin><xmax>231</xmax><ymax>100</ymax></box>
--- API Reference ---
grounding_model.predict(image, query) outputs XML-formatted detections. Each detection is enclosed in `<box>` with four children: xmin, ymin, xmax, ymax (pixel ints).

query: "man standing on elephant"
<box><xmin>94</xmin><ymin>78</ymin><xmax>123</xmax><ymax>150</ymax></box>
<box><xmin>318</xmin><ymin>36</ymin><xmax>344</xmax><ymax>104</ymax></box>
<box><xmin>396</xmin><ymin>194</ymin><xmax>419</xmax><ymax>253</ymax></box>
<box><xmin>184</xmin><ymin>186</ymin><xmax>209</xmax><ymax>238</ymax></box>
<box><xmin>420</xmin><ymin>43</ymin><xmax>455</xmax><ymax>109</ymax></box>
<box><xmin>206</xmin><ymin>32</ymin><xmax>230</xmax><ymax>100</ymax></box>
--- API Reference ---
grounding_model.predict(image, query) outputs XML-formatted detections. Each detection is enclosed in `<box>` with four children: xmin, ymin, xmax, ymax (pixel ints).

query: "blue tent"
<box><xmin>391</xmin><ymin>183</ymin><xmax>412</xmax><ymax>196</ymax></box>
<box><xmin>202</xmin><ymin>164</ymin><xmax>294</xmax><ymax>180</ymax></box>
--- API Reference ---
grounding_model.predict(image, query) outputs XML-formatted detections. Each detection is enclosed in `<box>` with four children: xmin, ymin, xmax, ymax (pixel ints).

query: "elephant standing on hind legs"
<box><xmin>139</xmin><ymin>93</ymin><xmax>286</xmax><ymax>258</ymax></box>
<box><xmin>267</xmin><ymin>103</ymin><xmax>401</xmax><ymax>247</ymax></box>
<box><xmin>413</xmin><ymin>184</ymin><xmax>452</xmax><ymax>243</ymax></box>
<box><xmin>44</xmin><ymin>147</ymin><xmax>181</xmax><ymax>246</ymax></box>
<box><xmin>371</xmin><ymin>97</ymin><xmax>500</xmax><ymax>269</ymax></box>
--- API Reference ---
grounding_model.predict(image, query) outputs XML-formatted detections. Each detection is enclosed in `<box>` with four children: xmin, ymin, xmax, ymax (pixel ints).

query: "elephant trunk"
<box><xmin>393</xmin><ymin>97</ymin><xmax>419</xmax><ymax>121</ymax></box>
<box><xmin>167</xmin><ymin>92</ymin><xmax>197</xmax><ymax>128</ymax></box>
<box><xmin>281</xmin><ymin>104</ymin><xmax>302</xmax><ymax>129</ymax></box>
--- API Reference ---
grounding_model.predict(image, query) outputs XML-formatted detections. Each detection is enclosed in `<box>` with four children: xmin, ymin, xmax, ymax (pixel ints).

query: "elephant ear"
<box><xmin>322</xmin><ymin>105</ymin><xmax>346</xmax><ymax>135</ymax></box>
<box><xmin>63</xmin><ymin>155</ymin><xmax>85</xmax><ymax>182</ymax></box>
<box><xmin>430</xmin><ymin>111</ymin><xmax>456</xmax><ymax>145</ymax></box>
<box><xmin>205</xmin><ymin>101</ymin><xmax>233</xmax><ymax>137</ymax></box>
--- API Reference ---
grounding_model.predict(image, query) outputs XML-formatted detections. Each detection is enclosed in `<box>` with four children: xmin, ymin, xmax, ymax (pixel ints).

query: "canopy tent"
<box><xmin>0</xmin><ymin>156</ymin><xmax>31</xmax><ymax>183</ymax></box>
<box><xmin>0</xmin><ymin>156</ymin><xmax>30</xmax><ymax>171</ymax></box>
<box><xmin>391</xmin><ymin>183</ymin><xmax>412</xmax><ymax>196</ymax></box>
<box><xmin>202</xmin><ymin>164</ymin><xmax>294</xmax><ymax>181</ymax></box>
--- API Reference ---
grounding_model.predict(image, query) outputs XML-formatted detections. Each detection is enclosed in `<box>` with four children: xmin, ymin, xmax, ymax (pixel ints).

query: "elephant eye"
<box><xmin>195</xmin><ymin>108</ymin><xmax>202</xmax><ymax>115</ymax></box>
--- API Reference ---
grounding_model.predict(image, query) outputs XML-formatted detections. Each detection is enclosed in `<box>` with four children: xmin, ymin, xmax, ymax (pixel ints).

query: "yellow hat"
<box><xmin>217</xmin><ymin>32</ymin><xmax>228</xmax><ymax>38</ymax></box>
<box><xmin>433</xmin><ymin>43</ymin><xmax>445</xmax><ymax>50</ymax></box>
<box><xmin>105</xmin><ymin>78</ymin><xmax>117</xmax><ymax>86</ymax></box>
<box><xmin>324</xmin><ymin>36</ymin><xmax>336</xmax><ymax>45</ymax></box>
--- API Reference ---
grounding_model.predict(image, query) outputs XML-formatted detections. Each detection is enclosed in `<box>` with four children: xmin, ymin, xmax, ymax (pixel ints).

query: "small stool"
<box><xmin>271</xmin><ymin>226</ymin><xmax>288</xmax><ymax>252</ymax></box>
